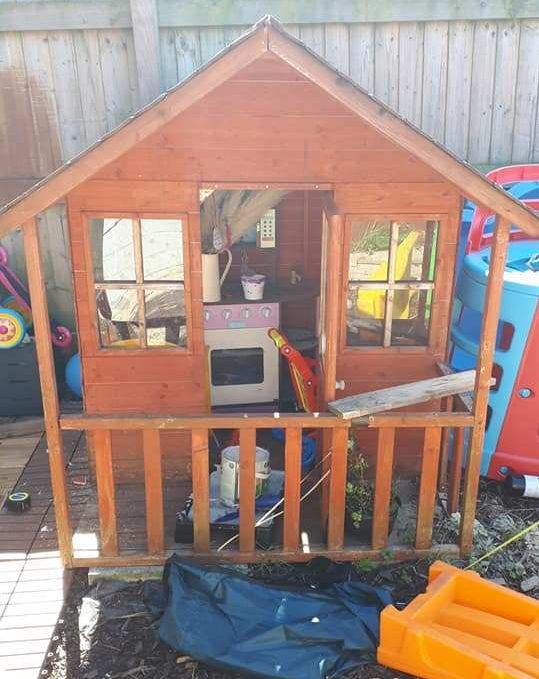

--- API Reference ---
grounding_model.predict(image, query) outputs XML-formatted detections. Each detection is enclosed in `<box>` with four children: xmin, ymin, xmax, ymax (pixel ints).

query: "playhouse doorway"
<box><xmin>199</xmin><ymin>187</ymin><xmax>327</xmax><ymax>413</ymax></box>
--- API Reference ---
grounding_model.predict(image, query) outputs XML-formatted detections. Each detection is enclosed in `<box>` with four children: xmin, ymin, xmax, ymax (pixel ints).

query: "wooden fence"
<box><xmin>1</xmin><ymin>0</ymin><xmax>538</xmax><ymax>324</ymax></box>
<box><xmin>56</xmin><ymin>411</ymin><xmax>476</xmax><ymax>567</ymax></box>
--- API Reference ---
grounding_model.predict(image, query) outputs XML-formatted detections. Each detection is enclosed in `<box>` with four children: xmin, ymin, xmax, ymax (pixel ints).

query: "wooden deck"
<box><xmin>0</xmin><ymin>430</ymin><xmax>82</xmax><ymax>679</ymax></box>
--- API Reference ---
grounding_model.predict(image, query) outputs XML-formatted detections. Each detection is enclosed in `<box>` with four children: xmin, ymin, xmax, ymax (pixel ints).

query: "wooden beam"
<box><xmin>22</xmin><ymin>218</ymin><xmax>72</xmax><ymax>566</ymax></box>
<box><xmin>191</xmin><ymin>428</ymin><xmax>210</xmax><ymax>552</ymax></box>
<box><xmin>326</xmin><ymin>426</ymin><xmax>348</xmax><ymax>551</ymax></box>
<box><xmin>1</xmin><ymin>1</ymin><xmax>536</xmax><ymax>32</ymax></box>
<box><xmin>93</xmin><ymin>429</ymin><xmax>119</xmax><ymax>556</ymax></box>
<box><xmin>436</xmin><ymin>362</ymin><xmax>475</xmax><ymax>413</ymax></box>
<box><xmin>60</xmin><ymin>413</ymin><xmax>349</xmax><ymax>430</ymax></box>
<box><xmin>129</xmin><ymin>0</ymin><xmax>162</xmax><ymax>105</ymax></box>
<box><xmin>361</xmin><ymin>412</ymin><xmax>475</xmax><ymax>428</ymax></box>
<box><xmin>0</xmin><ymin>27</ymin><xmax>267</xmax><ymax>237</ymax></box>
<box><xmin>143</xmin><ymin>429</ymin><xmax>164</xmax><ymax>555</ymax></box>
<box><xmin>239</xmin><ymin>427</ymin><xmax>256</xmax><ymax>553</ymax></box>
<box><xmin>329</xmin><ymin>371</ymin><xmax>478</xmax><ymax>419</ymax></box>
<box><xmin>448</xmin><ymin>426</ymin><xmax>465</xmax><ymax>514</ymax></box>
<box><xmin>416</xmin><ymin>427</ymin><xmax>443</xmax><ymax>549</ymax></box>
<box><xmin>460</xmin><ymin>217</ymin><xmax>510</xmax><ymax>556</ymax></box>
<box><xmin>268</xmin><ymin>25</ymin><xmax>539</xmax><ymax>237</ymax></box>
<box><xmin>372</xmin><ymin>427</ymin><xmax>395</xmax><ymax>549</ymax></box>
<box><xmin>283</xmin><ymin>427</ymin><xmax>302</xmax><ymax>552</ymax></box>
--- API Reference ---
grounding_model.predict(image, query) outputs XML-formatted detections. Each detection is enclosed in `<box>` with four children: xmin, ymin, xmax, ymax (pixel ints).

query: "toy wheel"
<box><xmin>0</xmin><ymin>307</ymin><xmax>26</xmax><ymax>349</ymax></box>
<box><xmin>0</xmin><ymin>246</ymin><xmax>8</xmax><ymax>266</ymax></box>
<box><xmin>1</xmin><ymin>295</ymin><xmax>32</xmax><ymax>328</ymax></box>
<box><xmin>52</xmin><ymin>325</ymin><xmax>72</xmax><ymax>348</ymax></box>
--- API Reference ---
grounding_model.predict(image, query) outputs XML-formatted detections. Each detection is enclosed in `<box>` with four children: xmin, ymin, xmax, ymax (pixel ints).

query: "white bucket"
<box><xmin>219</xmin><ymin>445</ymin><xmax>271</xmax><ymax>507</ymax></box>
<box><xmin>241</xmin><ymin>274</ymin><xmax>266</xmax><ymax>300</ymax></box>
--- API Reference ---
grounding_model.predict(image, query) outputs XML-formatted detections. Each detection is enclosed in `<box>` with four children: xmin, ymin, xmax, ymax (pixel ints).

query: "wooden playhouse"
<box><xmin>0</xmin><ymin>17</ymin><xmax>537</xmax><ymax>568</ymax></box>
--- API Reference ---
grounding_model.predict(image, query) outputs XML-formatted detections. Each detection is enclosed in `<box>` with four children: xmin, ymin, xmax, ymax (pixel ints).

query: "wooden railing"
<box><xmin>57</xmin><ymin>411</ymin><xmax>475</xmax><ymax>567</ymax></box>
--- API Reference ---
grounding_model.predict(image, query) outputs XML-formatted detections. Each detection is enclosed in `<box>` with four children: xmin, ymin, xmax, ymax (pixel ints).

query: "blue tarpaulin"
<box><xmin>158</xmin><ymin>558</ymin><xmax>392</xmax><ymax>679</ymax></box>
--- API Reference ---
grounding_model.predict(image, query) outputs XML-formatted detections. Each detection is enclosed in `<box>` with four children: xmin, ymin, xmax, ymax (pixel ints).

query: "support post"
<box><xmin>23</xmin><ymin>218</ymin><xmax>73</xmax><ymax>565</ymax></box>
<box><xmin>460</xmin><ymin>217</ymin><xmax>510</xmax><ymax>555</ymax></box>
<box><xmin>129</xmin><ymin>0</ymin><xmax>162</xmax><ymax>105</ymax></box>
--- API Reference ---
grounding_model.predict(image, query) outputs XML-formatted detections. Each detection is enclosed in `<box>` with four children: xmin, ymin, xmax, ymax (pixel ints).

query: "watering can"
<box><xmin>202</xmin><ymin>249</ymin><xmax>232</xmax><ymax>303</ymax></box>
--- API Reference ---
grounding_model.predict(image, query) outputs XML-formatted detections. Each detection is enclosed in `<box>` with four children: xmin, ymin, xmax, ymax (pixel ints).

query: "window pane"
<box><xmin>145</xmin><ymin>288</ymin><xmax>187</xmax><ymax>348</ymax></box>
<box><xmin>96</xmin><ymin>289</ymin><xmax>140</xmax><ymax>348</ymax></box>
<box><xmin>346</xmin><ymin>288</ymin><xmax>386</xmax><ymax>346</ymax></box>
<box><xmin>348</xmin><ymin>220</ymin><xmax>391</xmax><ymax>282</ymax></box>
<box><xmin>395</xmin><ymin>220</ymin><xmax>438</xmax><ymax>282</ymax></box>
<box><xmin>91</xmin><ymin>218</ymin><xmax>135</xmax><ymax>282</ymax></box>
<box><xmin>141</xmin><ymin>219</ymin><xmax>184</xmax><ymax>281</ymax></box>
<box><xmin>391</xmin><ymin>289</ymin><xmax>432</xmax><ymax>346</ymax></box>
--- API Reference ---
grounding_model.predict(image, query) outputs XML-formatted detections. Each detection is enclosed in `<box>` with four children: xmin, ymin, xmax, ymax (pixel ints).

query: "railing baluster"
<box><xmin>93</xmin><ymin>429</ymin><xmax>118</xmax><ymax>556</ymax></box>
<box><xmin>239</xmin><ymin>427</ymin><xmax>256</xmax><ymax>553</ymax></box>
<box><xmin>283</xmin><ymin>427</ymin><xmax>302</xmax><ymax>552</ymax></box>
<box><xmin>416</xmin><ymin>427</ymin><xmax>443</xmax><ymax>549</ymax></box>
<box><xmin>191</xmin><ymin>428</ymin><xmax>210</xmax><ymax>552</ymax></box>
<box><xmin>372</xmin><ymin>427</ymin><xmax>396</xmax><ymax>549</ymax></box>
<box><xmin>327</xmin><ymin>426</ymin><xmax>348</xmax><ymax>551</ymax></box>
<box><xmin>143</xmin><ymin>429</ymin><xmax>164</xmax><ymax>555</ymax></box>
<box><xmin>448</xmin><ymin>426</ymin><xmax>465</xmax><ymax>514</ymax></box>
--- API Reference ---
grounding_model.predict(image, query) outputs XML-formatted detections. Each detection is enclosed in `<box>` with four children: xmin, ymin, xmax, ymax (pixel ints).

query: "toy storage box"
<box><xmin>0</xmin><ymin>342</ymin><xmax>43</xmax><ymax>416</ymax></box>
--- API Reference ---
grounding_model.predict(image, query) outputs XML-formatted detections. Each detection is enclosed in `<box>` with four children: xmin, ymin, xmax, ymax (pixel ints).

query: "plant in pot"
<box><xmin>345</xmin><ymin>437</ymin><xmax>401</xmax><ymax>541</ymax></box>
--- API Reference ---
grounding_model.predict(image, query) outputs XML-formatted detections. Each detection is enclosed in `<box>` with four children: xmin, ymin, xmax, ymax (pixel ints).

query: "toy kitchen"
<box><xmin>200</xmin><ymin>191</ymin><xmax>321</xmax><ymax>411</ymax></box>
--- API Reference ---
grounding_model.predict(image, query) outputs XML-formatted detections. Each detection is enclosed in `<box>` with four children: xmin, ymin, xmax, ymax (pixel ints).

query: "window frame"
<box><xmin>83</xmin><ymin>211</ymin><xmax>193</xmax><ymax>355</ymax></box>
<box><xmin>340</xmin><ymin>213</ymin><xmax>447</xmax><ymax>354</ymax></box>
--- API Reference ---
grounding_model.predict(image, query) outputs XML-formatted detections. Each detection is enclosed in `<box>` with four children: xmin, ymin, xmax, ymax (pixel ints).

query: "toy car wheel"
<box><xmin>1</xmin><ymin>295</ymin><xmax>32</xmax><ymax>328</ymax></box>
<box><xmin>52</xmin><ymin>326</ymin><xmax>72</xmax><ymax>348</ymax></box>
<box><xmin>0</xmin><ymin>307</ymin><xmax>26</xmax><ymax>349</ymax></box>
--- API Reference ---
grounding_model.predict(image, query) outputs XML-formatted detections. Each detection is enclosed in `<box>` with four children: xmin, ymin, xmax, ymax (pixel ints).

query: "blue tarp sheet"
<box><xmin>158</xmin><ymin>558</ymin><xmax>392</xmax><ymax>679</ymax></box>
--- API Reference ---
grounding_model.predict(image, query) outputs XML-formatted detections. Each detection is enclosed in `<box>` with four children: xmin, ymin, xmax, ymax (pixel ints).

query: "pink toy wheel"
<box><xmin>0</xmin><ymin>246</ymin><xmax>8</xmax><ymax>266</ymax></box>
<box><xmin>52</xmin><ymin>326</ymin><xmax>72</xmax><ymax>348</ymax></box>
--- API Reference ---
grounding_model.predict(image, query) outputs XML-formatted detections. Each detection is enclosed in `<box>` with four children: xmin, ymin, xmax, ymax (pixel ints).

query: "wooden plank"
<box><xmin>298</xmin><ymin>24</ymin><xmax>325</xmax><ymax>58</ymax></box>
<box><xmin>22</xmin><ymin>219</ymin><xmax>72</xmax><ymax>566</ymax></box>
<box><xmin>191</xmin><ymin>428</ymin><xmax>209</xmax><ymax>552</ymax></box>
<box><xmin>468</xmin><ymin>21</ymin><xmax>498</xmax><ymax>164</ymax></box>
<box><xmin>349</xmin><ymin>23</ymin><xmax>374</xmax><ymax>91</ymax></box>
<box><xmin>460</xmin><ymin>218</ymin><xmax>510</xmax><ymax>556</ymax></box>
<box><xmin>142</xmin><ymin>429</ymin><xmax>164</xmax><ymax>554</ymax></box>
<box><xmin>512</xmin><ymin>20</ymin><xmax>539</xmax><ymax>162</ymax></box>
<box><xmin>283</xmin><ymin>427</ymin><xmax>302</xmax><ymax>552</ymax></box>
<box><xmin>363</xmin><ymin>412</ymin><xmax>475</xmax><ymax>428</ymax></box>
<box><xmin>1</xmin><ymin>1</ymin><xmax>535</xmax><ymax>32</ymax></box>
<box><xmin>325</xmin><ymin>24</ymin><xmax>349</xmax><ymax>73</ymax></box>
<box><xmin>326</xmin><ymin>426</ymin><xmax>348</xmax><ymax>551</ymax></box>
<box><xmin>421</xmin><ymin>21</ymin><xmax>448</xmax><ymax>142</ymax></box>
<box><xmin>0</xmin><ymin>419</ymin><xmax>44</xmax><ymax>440</ymax></box>
<box><xmin>398</xmin><ymin>22</ymin><xmax>424</xmax><ymax>126</ymax></box>
<box><xmin>239</xmin><ymin>428</ymin><xmax>256</xmax><ymax>553</ymax></box>
<box><xmin>130</xmin><ymin>0</ymin><xmax>162</xmax><ymax>104</ymax></box>
<box><xmin>445</xmin><ymin>21</ymin><xmax>474</xmax><ymax>157</ymax></box>
<box><xmin>98</xmin><ymin>29</ymin><xmax>139</xmax><ymax>130</ymax></box>
<box><xmin>490</xmin><ymin>21</ymin><xmax>520</xmax><ymax>164</ymax></box>
<box><xmin>329</xmin><ymin>371</ymin><xmax>477</xmax><ymax>419</ymax></box>
<box><xmin>267</xmin><ymin>24</ymin><xmax>539</xmax><ymax>236</ymax></box>
<box><xmin>415</xmin><ymin>427</ymin><xmax>443</xmax><ymax>549</ymax></box>
<box><xmin>174</xmin><ymin>27</ymin><xmax>201</xmax><ymax>82</ymax></box>
<box><xmin>436</xmin><ymin>361</ymin><xmax>475</xmax><ymax>412</ymax></box>
<box><xmin>448</xmin><ymin>425</ymin><xmax>465</xmax><ymax>514</ymax></box>
<box><xmin>73</xmin><ymin>30</ymin><xmax>108</xmax><ymax>146</ymax></box>
<box><xmin>372</xmin><ymin>427</ymin><xmax>395</xmax><ymax>549</ymax></box>
<box><xmin>374</xmin><ymin>22</ymin><xmax>399</xmax><ymax>108</ymax></box>
<box><xmin>93</xmin><ymin>430</ymin><xmax>118</xmax><ymax>556</ymax></box>
<box><xmin>438</xmin><ymin>396</ymin><xmax>454</xmax><ymax>491</ymax></box>
<box><xmin>60</xmin><ymin>413</ymin><xmax>348</xmax><ymax>430</ymax></box>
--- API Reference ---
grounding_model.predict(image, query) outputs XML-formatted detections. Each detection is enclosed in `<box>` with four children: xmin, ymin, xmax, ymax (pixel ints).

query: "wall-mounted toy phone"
<box><xmin>256</xmin><ymin>210</ymin><xmax>276</xmax><ymax>248</ymax></box>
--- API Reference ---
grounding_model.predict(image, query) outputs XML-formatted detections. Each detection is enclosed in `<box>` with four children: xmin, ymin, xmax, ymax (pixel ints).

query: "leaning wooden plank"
<box><xmin>436</xmin><ymin>361</ymin><xmax>474</xmax><ymax>412</ymax></box>
<box><xmin>328</xmin><ymin>371</ymin><xmax>477</xmax><ymax>419</ymax></box>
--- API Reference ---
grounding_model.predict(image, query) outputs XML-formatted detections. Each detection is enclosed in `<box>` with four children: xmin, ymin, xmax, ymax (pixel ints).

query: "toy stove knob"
<box><xmin>204</xmin><ymin>309</ymin><xmax>211</xmax><ymax>322</ymax></box>
<box><xmin>261</xmin><ymin>306</ymin><xmax>272</xmax><ymax>318</ymax></box>
<box><xmin>222</xmin><ymin>309</ymin><xmax>232</xmax><ymax>320</ymax></box>
<box><xmin>241</xmin><ymin>308</ymin><xmax>250</xmax><ymax>319</ymax></box>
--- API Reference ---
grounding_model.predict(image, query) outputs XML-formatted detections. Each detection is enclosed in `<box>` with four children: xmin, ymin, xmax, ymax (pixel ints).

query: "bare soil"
<box><xmin>43</xmin><ymin>480</ymin><xmax>538</xmax><ymax>679</ymax></box>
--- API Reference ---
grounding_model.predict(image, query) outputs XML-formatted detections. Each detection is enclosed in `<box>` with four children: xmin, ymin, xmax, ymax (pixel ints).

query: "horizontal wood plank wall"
<box><xmin>67</xmin><ymin>180</ymin><xmax>205</xmax><ymax>480</ymax></box>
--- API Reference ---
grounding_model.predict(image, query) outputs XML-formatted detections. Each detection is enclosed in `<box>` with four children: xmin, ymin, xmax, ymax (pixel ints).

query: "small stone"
<box><xmin>521</xmin><ymin>575</ymin><xmax>539</xmax><ymax>593</ymax></box>
<box><xmin>490</xmin><ymin>577</ymin><xmax>506</xmax><ymax>586</ymax></box>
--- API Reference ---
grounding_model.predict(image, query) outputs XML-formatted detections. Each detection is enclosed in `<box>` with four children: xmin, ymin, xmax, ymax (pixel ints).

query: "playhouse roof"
<box><xmin>0</xmin><ymin>16</ymin><xmax>537</xmax><ymax>239</ymax></box>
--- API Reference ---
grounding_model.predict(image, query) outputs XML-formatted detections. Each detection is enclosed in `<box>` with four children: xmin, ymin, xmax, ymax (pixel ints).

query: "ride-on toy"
<box><xmin>0</xmin><ymin>245</ymin><xmax>71</xmax><ymax>349</ymax></box>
